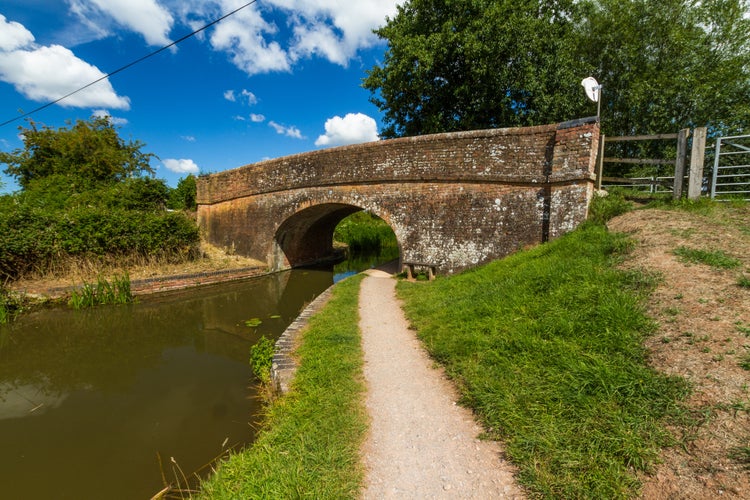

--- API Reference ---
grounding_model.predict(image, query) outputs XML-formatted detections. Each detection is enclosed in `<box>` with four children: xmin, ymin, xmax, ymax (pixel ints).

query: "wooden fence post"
<box><xmin>688</xmin><ymin>127</ymin><xmax>707</xmax><ymax>200</ymax></box>
<box><xmin>673</xmin><ymin>128</ymin><xmax>690</xmax><ymax>199</ymax></box>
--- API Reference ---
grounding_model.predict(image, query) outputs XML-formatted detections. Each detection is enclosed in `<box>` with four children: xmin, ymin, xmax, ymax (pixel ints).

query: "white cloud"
<box><xmin>241</xmin><ymin>89</ymin><xmax>258</xmax><ymax>105</ymax></box>
<box><xmin>269</xmin><ymin>121</ymin><xmax>303</xmax><ymax>139</ymax></box>
<box><xmin>223</xmin><ymin>89</ymin><xmax>236</xmax><ymax>101</ymax></box>
<box><xmin>92</xmin><ymin>109</ymin><xmax>129</xmax><ymax>125</ymax></box>
<box><xmin>177</xmin><ymin>0</ymin><xmax>399</xmax><ymax>76</ymax></box>
<box><xmin>181</xmin><ymin>135</ymin><xmax>196</xmax><ymax>142</ymax></box>
<box><xmin>315</xmin><ymin>113</ymin><xmax>379</xmax><ymax>147</ymax></box>
<box><xmin>250</xmin><ymin>113</ymin><xmax>265</xmax><ymax>123</ymax></box>
<box><xmin>0</xmin><ymin>15</ymin><xmax>35</xmax><ymax>51</ymax></box>
<box><xmin>209</xmin><ymin>2</ymin><xmax>291</xmax><ymax>75</ymax></box>
<box><xmin>163</xmin><ymin>158</ymin><xmax>200</xmax><ymax>174</ymax></box>
<box><xmin>0</xmin><ymin>34</ymin><xmax>130</xmax><ymax>109</ymax></box>
<box><xmin>70</xmin><ymin>0</ymin><xmax>174</xmax><ymax>46</ymax></box>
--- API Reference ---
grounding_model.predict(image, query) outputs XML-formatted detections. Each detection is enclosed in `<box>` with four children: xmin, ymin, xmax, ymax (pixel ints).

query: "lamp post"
<box><xmin>581</xmin><ymin>77</ymin><xmax>602</xmax><ymax>121</ymax></box>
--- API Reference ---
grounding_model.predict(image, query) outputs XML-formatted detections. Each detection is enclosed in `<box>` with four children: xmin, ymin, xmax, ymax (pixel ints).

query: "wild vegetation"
<box><xmin>0</xmin><ymin>117</ymin><xmax>199</xmax><ymax>301</ymax></box>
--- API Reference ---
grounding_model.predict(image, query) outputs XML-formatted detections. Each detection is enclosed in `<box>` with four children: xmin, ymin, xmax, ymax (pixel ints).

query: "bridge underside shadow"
<box><xmin>273</xmin><ymin>203</ymin><xmax>372</xmax><ymax>269</ymax></box>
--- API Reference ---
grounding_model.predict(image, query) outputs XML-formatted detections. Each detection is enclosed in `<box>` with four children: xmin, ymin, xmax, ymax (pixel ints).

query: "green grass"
<box><xmin>397</xmin><ymin>224</ymin><xmax>688</xmax><ymax>498</ymax></box>
<box><xmin>672</xmin><ymin>246</ymin><xmax>742</xmax><ymax>269</ymax></box>
<box><xmin>67</xmin><ymin>273</ymin><xmax>133</xmax><ymax>309</ymax></box>
<box><xmin>738</xmin><ymin>274</ymin><xmax>750</xmax><ymax>289</ymax></box>
<box><xmin>198</xmin><ymin>274</ymin><xmax>367</xmax><ymax>498</ymax></box>
<box><xmin>333</xmin><ymin>211</ymin><xmax>398</xmax><ymax>253</ymax></box>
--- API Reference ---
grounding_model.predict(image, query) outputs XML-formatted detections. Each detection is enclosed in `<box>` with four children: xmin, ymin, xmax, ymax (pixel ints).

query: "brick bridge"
<box><xmin>196</xmin><ymin>117</ymin><xmax>600</xmax><ymax>275</ymax></box>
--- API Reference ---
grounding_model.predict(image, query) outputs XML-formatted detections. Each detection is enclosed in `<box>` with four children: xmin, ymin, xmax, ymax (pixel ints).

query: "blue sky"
<box><xmin>0</xmin><ymin>0</ymin><xmax>402</xmax><ymax>192</ymax></box>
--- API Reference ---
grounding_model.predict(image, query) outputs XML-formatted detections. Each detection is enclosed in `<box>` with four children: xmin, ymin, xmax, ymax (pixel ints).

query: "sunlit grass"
<box><xmin>397</xmin><ymin>224</ymin><xmax>688</xmax><ymax>498</ymax></box>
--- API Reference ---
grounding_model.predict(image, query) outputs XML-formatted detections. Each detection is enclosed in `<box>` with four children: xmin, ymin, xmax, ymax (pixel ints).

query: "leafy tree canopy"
<box><xmin>364</xmin><ymin>0</ymin><xmax>750</xmax><ymax>139</ymax></box>
<box><xmin>0</xmin><ymin>116</ymin><xmax>156</xmax><ymax>189</ymax></box>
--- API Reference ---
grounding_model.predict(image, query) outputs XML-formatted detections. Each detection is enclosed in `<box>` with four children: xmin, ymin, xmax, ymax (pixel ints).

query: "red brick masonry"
<box><xmin>197</xmin><ymin>118</ymin><xmax>600</xmax><ymax>275</ymax></box>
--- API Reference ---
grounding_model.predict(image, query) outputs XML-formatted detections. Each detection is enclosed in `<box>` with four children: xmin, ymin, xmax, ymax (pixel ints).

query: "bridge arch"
<box><xmin>197</xmin><ymin>118</ymin><xmax>600</xmax><ymax>275</ymax></box>
<box><xmin>271</xmin><ymin>202</ymin><xmax>401</xmax><ymax>271</ymax></box>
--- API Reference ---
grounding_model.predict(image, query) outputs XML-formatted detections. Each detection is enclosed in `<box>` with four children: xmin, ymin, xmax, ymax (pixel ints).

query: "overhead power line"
<box><xmin>0</xmin><ymin>0</ymin><xmax>259</xmax><ymax>128</ymax></box>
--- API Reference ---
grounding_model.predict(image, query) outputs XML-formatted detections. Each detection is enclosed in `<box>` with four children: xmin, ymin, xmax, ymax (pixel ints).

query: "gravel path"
<box><xmin>359</xmin><ymin>269</ymin><xmax>524</xmax><ymax>499</ymax></box>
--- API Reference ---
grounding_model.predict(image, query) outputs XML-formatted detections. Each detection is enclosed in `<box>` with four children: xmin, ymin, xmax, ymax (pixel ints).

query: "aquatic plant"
<box><xmin>68</xmin><ymin>273</ymin><xmax>133</xmax><ymax>309</ymax></box>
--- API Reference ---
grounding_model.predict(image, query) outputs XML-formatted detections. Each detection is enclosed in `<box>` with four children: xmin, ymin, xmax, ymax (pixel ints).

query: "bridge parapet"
<box><xmin>197</xmin><ymin>118</ymin><xmax>598</xmax><ymax>205</ymax></box>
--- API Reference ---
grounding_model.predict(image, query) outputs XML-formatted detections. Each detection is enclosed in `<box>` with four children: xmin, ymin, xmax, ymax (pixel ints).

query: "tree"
<box><xmin>0</xmin><ymin>116</ymin><xmax>155</xmax><ymax>189</ymax></box>
<box><xmin>365</xmin><ymin>0</ymin><xmax>750</xmax><ymax>139</ymax></box>
<box><xmin>579</xmin><ymin>0</ymin><xmax>750</xmax><ymax>137</ymax></box>
<box><xmin>363</xmin><ymin>0</ymin><xmax>589</xmax><ymax>138</ymax></box>
<box><xmin>167</xmin><ymin>174</ymin><xmax>197</xmax><ymax>211</ymax></box>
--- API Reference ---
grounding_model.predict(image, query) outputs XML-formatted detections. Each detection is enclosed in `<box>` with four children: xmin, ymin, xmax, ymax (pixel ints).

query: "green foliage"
<box><xmin>0</xmin><ymin>117</ymin><xmax>155</xmax><ymax>189</ymax></box>
<box><xmin>0</xmin><ymin>119</ymin><xmax>199</xmax><ymax>281</ymax></box>
<box><xmin>672</xmin><ymin>246</ymin><xmax>742</xmax><ymax>269</ymax></box>
<box><xmin>68</xmin><ymin>274</ymin><xmax>133</xmax><ymax>310</ymax></box>
<box><xmin>167</xmin><ymin>175</ymin><xmax>197</xmax><ymax>210</ymax></box>
<box><xmin>199</xmin><ymin>275</ymin><xmax>367</xmax><ymax>498</ymax></box>
<box><xmin>365</xmin><ymin>0</ymin><xmax>750</xmax><ymax>140</ymax></box>
<box><xmin>364</xmin><ymin>0</ymin><xmax>586</xmax><ymax>138</ymax></box>
<box><xmin>397</xmin><ymin>224</ymin><xmax>687</xmax><ymax>497</ymax></box>
<box><xmin>738</xmin><ymin>274</ymin><xmax>750</xmax><ymax>289</ymax></box>
<box><xmin>334</xmin><ymin>211</ymin><xmax>398</xmax><ymax>253</ymax></box>
<box><xmin>249</xmin><ymin>335</ymin><xmax>275</xmax><ymax>384</ymax></box>
<box><xmin>0</xmin><ymin>203</ymin><xmax>199</xmax><ymax>279</ymax></box>
<box><xmin>587</xmin><ymin>191</ymin><xmax>633</xmax><ymax>226</ymax></box>
<box><xmin>0</xmin><ymin>287</ymin><xmax>24</xmax><ymax>324</ymax></box>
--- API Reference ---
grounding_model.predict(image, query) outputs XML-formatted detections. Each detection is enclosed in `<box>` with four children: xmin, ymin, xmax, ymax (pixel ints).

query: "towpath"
<box><xmin>358</xmin><ymin>267</ymin><xmax>524</xmax><ymax>499</ymax></box>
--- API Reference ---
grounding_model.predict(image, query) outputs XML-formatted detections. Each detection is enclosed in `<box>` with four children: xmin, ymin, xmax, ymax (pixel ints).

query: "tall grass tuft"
<box><xmin>68</xmin><ymin>273</ymin><xmax>133</xmax><ymax>309</ymax></box>
<box><xmin>397</xmin><ymin>223</ymin><xmax>688</xmax><ymax>498</ymax></box>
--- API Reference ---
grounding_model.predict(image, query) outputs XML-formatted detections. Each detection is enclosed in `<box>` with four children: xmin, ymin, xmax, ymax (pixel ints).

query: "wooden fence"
<box><xmin>597</xmin><ymin>127</ymin><xmax>707</xmax><ymax>200</ymax></box>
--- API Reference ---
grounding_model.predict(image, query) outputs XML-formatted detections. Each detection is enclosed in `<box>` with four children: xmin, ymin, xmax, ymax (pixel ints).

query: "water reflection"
<box><xmin>0</xmin><ymin>268</ymin><xmax>334</xmax><ymax>500</ymax></box>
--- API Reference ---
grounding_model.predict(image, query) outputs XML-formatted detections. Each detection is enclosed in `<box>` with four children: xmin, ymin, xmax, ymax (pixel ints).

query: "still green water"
<box><xmin>0</xmin><ymin>267</ymin><xmax>346</xmax><ymax>499</ymax></box>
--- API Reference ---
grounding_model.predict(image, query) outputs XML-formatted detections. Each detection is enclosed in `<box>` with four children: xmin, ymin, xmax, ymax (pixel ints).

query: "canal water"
<box><xmin>0</xmin><ymin>251</ymin><xmax>395</xmax><ymax>499</ymax></box>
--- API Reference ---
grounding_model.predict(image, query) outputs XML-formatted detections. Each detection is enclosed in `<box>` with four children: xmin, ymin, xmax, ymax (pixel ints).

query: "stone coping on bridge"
<box><xmin>197</xmin><ymin>117</ymin><xmax>599</xmax><ymax>205</ymax></box>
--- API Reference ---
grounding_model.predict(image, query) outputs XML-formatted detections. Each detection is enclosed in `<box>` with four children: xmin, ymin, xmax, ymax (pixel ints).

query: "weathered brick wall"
<box><xmin>197</xmin><ymin>118</ymin><xmax>599</xmax><ymax>274</ymax></box>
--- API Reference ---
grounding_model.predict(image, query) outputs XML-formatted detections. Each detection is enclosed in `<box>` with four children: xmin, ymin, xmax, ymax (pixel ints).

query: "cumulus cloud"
<box><xmin>174</xmin><ymin>0</ymin><xmax>398</xmax><ymax>76</ymax></box>
<box><xmin>0</xmin><ymin>15</ymin><xmax>35</xmax><ymax>51</ymax></box>
<box><xmin>223</xmin><ymin>89</ymin><xmax>236</xmax><ymax>101</ymax></box>
<box><xmin>0</xmin><ymin>18</ymin><xmax>130</xmax><ymax>110</ymax></box>
<box><xmin>209</xmin><ymin>3</ymin><xmax>291</xmax><ymax>75</ymax></box>
<box><xmin>69</xmin><ymin>0</ymin><xmax>174</xmax><ymax>46</ymax></box>
<box><xmin>315</xmin><ymin>113</ymin><xmax>379</xmax><ymax>147</ymax></box>
<box><xmin>250</xmin><ymin>113</ymin><xmax>265</xmax><ymax>123</ymax></box>
<box><xmin>163</xmin><ymin>158</ymin><xmax>200</xmax><ymax>174</ymax></box>
<box><xmin>269</xmin><ymin>121</ymin><xmax>303</xmax><ymax>139</ymax></box>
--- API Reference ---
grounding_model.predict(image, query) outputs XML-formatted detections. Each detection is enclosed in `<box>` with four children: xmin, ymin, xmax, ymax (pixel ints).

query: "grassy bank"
<box><xmin>198</xmin><ymin>274</ymin><xmax>367</xmax><ymax>498</ymax></box>
<box><xmin>396</xmin><ymin>219</ymin><xmax>689</xmax><ymax>498</ymax></box>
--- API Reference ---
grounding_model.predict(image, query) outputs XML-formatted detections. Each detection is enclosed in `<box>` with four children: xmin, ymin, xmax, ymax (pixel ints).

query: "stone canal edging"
<box><xmin>271</xmin><ymin>285</ymin><xmax>335</xmax><ymax>394</ymax></box>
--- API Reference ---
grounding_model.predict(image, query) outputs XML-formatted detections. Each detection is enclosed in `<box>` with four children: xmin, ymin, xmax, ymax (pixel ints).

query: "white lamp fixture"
<box><xmin>581</xmin><ymin>77</ymin><xmax>602</xmax><ymax>120</ymax></box>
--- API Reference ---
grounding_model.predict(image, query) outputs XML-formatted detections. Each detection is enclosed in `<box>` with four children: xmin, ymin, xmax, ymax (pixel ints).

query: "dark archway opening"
<box><xmin>273</xmin><ymin>203</ymin><xmax>399</xmax><ymax>272</ymax></box>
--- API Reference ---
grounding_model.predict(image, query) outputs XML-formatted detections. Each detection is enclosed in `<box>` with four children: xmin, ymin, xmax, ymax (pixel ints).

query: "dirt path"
<box><xmin>358</xmin><ymin>269</ymin><xmax>524</xmax><ymax>499</ymax></box>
